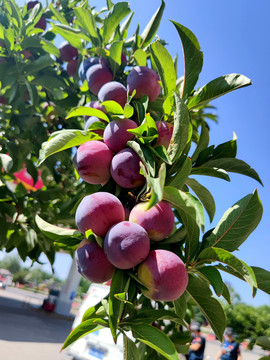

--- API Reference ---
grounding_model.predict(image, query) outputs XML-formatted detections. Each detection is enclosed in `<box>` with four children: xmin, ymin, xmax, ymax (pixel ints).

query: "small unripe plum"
<box><xmin>78</xmin><ymin>57</ymin><xmax>99</xmax><ymax>82</ymax></box>
<box><xmin>86</xmin><ymin>64</ymin><xmax>113</xmax><ymax>96</ymax></box>
<box><xmin>59</xmin><ymin>41</ymin><xmax>78</xmax><ymax>62</ymax></box>
<box><xmin>75</xmin><ymin>192</ymin><xmax>125</xmax><ymax>237</ymax></box>
<box><xmin>110</xmin><ymin>148</ymin><xmax>145</xmax><ymax>189</ymax></box>
<box><xmin>84</xmin><ymin>116</ymin><xmax>106</xmax><ymax>136</ymax></box>
<box><xmin>73</xmin><ymin>140</ymin><xmax>113</xmax><ymax>185</ymax></box>
<box><xmin>127</xmin><ymin>66</ymin><xmax>160</xmax><ymax>102</ymax></box>
<box><xmin>21</xmin><ymin>50</ymin><xmax>33</xmax><ymax>59</ymax></box>
<box><xmin>67</xmin><ymin>58</ymin><xmax>78</xmax><ymax>77</ymax></box>
<box><xmin>76</xmin><ymin>239</ymin><xmax>115</xmax><ymax>283</ymax></box>
<box><xmin>0</xmin><ymin>96</ymin><xmax>8</xmax><ymax>105</ymax></box>
<box><xmin>103</xmin><ymin>119</ymin><xmax>138</xmax><ymax>153</ymax></box>
<box><xmin>155</xmin><ymin>121</ymin><xmax>174</xmax><ymax>148</ymax></box>
<box><xmin>98</xmin><ymin>81</ymin><xmax>127</xmax><ymax>108</ymax></box>
<box><xmin>35</xmin><ymin>16</ymin><xmax>47</xmax><ymax>31</ymax></box>
<box><xmin>104</xmin><ymin>221</ymin><xmax>150</xmax><ymax>269</ymax></box>
<box><xmin>27</xmin><ymin>0</ymin><xmax>39</xmax><ymax>10</ymax></box>
<box><xmin>137</xmin><ymin>249</ymin><xmax>188</xmax><ymax>301</ymax></box>
<box><xmin>129</xmin><ymin>201</ymin><xmax>175</xmax><ymax>242</ymax></box>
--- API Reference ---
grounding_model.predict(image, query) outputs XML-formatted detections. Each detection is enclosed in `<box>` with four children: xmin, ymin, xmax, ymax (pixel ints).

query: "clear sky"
<box><xmin>5</xmin><ymin>0</ymin><xmax>270</xmax><ymax>306</ymax></box>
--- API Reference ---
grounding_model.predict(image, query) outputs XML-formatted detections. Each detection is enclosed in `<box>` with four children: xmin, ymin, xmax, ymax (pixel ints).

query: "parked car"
<box><xmin>67</xmin><ymin>283</ymin><xmax>126</xmax><ymax>360</ymax></box>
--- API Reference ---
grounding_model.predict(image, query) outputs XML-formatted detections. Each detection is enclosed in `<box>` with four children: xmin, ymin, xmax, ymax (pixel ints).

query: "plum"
<box><xmin>86</xmin><ymin>64</ymin><xmax>113</xmax><ymax>96</ymax></box>
<box><xmin>27</xmin><ymin>0</ymin><xmax>39</xmax><ymax>9</ymax></box>
<box><xmin>59</xmin><ymin>41</ymin><xmax>78</xmax><ymax>62</ymax></box>
<box><xmin>98</xmin><ymin>81</ymin><xmax>127</xmax><ymax>109</ymax></box>
<box><xmin>103</xmin><ymin>119</ymin><xmax>138</xmax><ymax>153</ymax></box>
<box><xmin>76</xmin><ymin>239</ymin><xmax>115</xmax><ymax>283</ymax></box>
<box><xmin>35</xmin><ymin>16</ymin><xmax>47</xmax><ymax>31</ymax></box>
<box><xmin>73</xmin><ymin>140</ymin><xmax>113</xmax><ymax>185</ymax></box>
<box><xmin>67</xmin><ymin>58</ymin><xmax>78</xmax><ymax>77</ymax></box>
<box><xmin>110</xmin><ymin>148</ymin><xmax>145</xmax><ymax>189</ymax></box>
<box><xmin>78</xmin><ymin>57</ymin><xmax>99</xmax><ymax>82</ymax></box>
<box><xmin>104</xmin><ymin>221</ymin><xmax>150</xmax><ymax>269</ymax></box>
<box><xmin>127</xmin><ymin>66</ymin><xmax>161</xmax><ymax>102</ymax></box>
<box><xmin>137</xmin><ymin>249</ymin><xmax>188</xmax><ymax>301</ymax></box>
<box><xmin>155</xmin><ymin>121</ymin><xmax>174</xmax><ymax>148</ymax></box>
<box><xmin>0</xmin><ymin>96</ymin><xmax>8</xmax><ymax>105</ymax></box>
<box><xmin>84</xmin><ymin>116</ymin><xmax>106</xmax><ymax>136</ymax></box>
<box><xmin>75</xmin><ymin>192</ymin><xmax>125</xmax><ymax>237</ymax></box>
<box><xmin>129</xmin><ymin>200</ymin><xmax>175</xmax><ymax>241</ymax></box>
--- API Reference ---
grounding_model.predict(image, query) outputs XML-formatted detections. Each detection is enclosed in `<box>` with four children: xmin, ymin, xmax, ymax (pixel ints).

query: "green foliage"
<box><xmin>224</xmin><ymin>303</ymin><xmax>270</xmax><ymax>349</ymax></box>
<box><xmin>0</xmin><ymin>0</ymin><xmax>267</xmax><ymax>358</ymax></box>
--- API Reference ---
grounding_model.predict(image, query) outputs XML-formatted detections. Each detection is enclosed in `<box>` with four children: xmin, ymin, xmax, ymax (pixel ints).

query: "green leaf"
<box><xmin>252</xmin><ymin>267</ymin><xmax>270</xmax><ymax>295</ymax></box>
<box><xmin>73</xmin><ymin>7</ymin><xmax>99</xmax><ymax>46</ymax></box>
<box><xmin>173</xmin><ymin>292</ymin><xmax>188</xmax><ymax>319</ymax></box>
<box><xmin>186</xmin><ymin>178</ymin><xmax>216</xmax><ymax>222</ymax></box>
<box><xmin>171</xmin><ymin>21</ymin><xmax>203</xmax><ymax>99</ymax></box>
<box><xmin>191</xmin><ymin>167</ymin><xmax>230</xmax><ymax>181</ymax></box>
<box><xmin>127</xmin><ymin>140</ymin><xmax>155</xmax><ymax>177</ymax></box>
<box><xmin>188</xmin><ymin>74</ymin><xmax>252</xmax><ymax>109</ymax></box>
<box><xmin>167</xmin><ymin>157</ymin><xmax>192</xmax><ymax>189</ymax></box>
<box><xmin>102</xmin><ymin>100</ymin><xmax>124</xmax><ymax>115</ymax></box>
<box><xmin>123</xmin><ymin>335</ymin><xmax>140</xmax><ymax>360</ymax></box>
<box><xmin>0</xmin><ymin>154</ymin><xmax>13</xmax><ymax>172</ymax></box>
<box><xmin>109</xmin><ymin>269</ymin><xmax>129</xmax><ymax>342</ymax></box>
<box><xmin>40</xmin><ymin>38</ymin><xmax>60</xmax><ymax>58</ymax></box>
<box><xmin>163</xmin><ymin>186</ymin><xmax>200</xmax><ymax>261</ymax></box>
<box><xmin>140</xmin><ymin>1</ymin><xmax>165</xmax><ymax>49</ymax></box>
<box><xmin>109</xmin><ymin>41</ymin><xmax>123</xmax><ymax>75</ymax></box>
<box><xmin>103</xmin><ymin>2</ymin><xmax>131</xmax><ymax>44</ymax></box>
<box><xmin>134</xmin><ymin>49</ymin><xmax>147</xmax><ymax>66</ymax></box>
<box><xmin>38</xmin><ymin>130</ymin><xmax>101</xmax><ymax>165</ymax></box>
<box><xmin>52</xmin><ymin>24</ymin><xmax>90</xmax><ymax>49</ymax></box>
<box><xmin>256</xmin><ymin>336</ymin><xmax>270</xmax><ymax>351</ymax></box>
<box><xmin>143</xmin><ymin>163</ymin><xmax>166</xmax><ymax>209</ymax></box>
<box><xmin>197</xmin><ymin>248</ymin><xmax>257</xmax><ymax>296</ymax></box>
<box><xmin>221</xmin><ymin>282</ymin><xmax>231</xmax><ymax>304</ymax></box>
<box><xmin>23</xmin><ymin>54</ymin><xmax>54</xmax><ymax>74</ymax></box>
<box><xmin>201</xmin><ymin>190</ymin><xmax>263</xmax><ymax>251</ymax></box>
<box><xmin>150</xmin><ymin>41</ymin><xmax>176</xmax><ymax>97</ymax></box>
<box><xmin>35</xmin><ymin>215</ymin><xmax>81</xmax><ymax>241</ymax></box>
<box><xmin>191</xmin><ymin>122</ymin><xmax>209</xmax><ymax>162</ymax></box>
<box><xmin>126</xmin><ymin>309</ymin><xmax>185</xmax><ymax>326</ymax></box>
<box><xmin>120</xmin><ymin>12</ymin><xmax>134</xmax><ymax>38</ymax></box>
<box><xmin>123</xmin><ymin>103</ymin><xmax>134</xmax><ymax>118</ymax></box>
<box><xmin>66</xmin><ymin>106</ymin><xmax>109</xmax><ymax>122</ymax></box>
<box><xmin>197</xmin><ymin>266</ymin><xmax>224</xmax><ymax>297</ymax></box>
<box><xmin>186</xmin><ymin>274</ymin><xmax>226</xmax><ymax>341</ymax></box>
<box><xmin>49</xmin><ymin>4</ymin><xmax>68</xmax><ymax>25</ymax></box>
<box><xmin>25</xmin><ymin>159</ymin><xmax>38</xmax><ymax>185</ymax></box>
<box><xmin>201</xmin><ymin>158</ymin><xmax>263</xmax><ymax>185</ymax></box>
<box><xmin>62</xmin><ymin>318</ymin><xmax>107</xmax><ymax>350</ymax></box>
<box><xmin>167</xmin><ymin>93</ymin><xmax>192</xmax><ymax>163</ymax></box>
<box><xmin>131</xmin><ymin>323</ymin><xmax>179</xmax><ymax>360</ymax></box>
<box><xmin>9</xmin><ymin>0</ymin><xmax>22</xmax><ymax>29</ymax></box>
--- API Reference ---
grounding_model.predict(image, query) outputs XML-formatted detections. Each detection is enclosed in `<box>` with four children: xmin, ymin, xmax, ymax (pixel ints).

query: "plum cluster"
<box><xmin>75</xmin><ymin>192</ymin><xmax>188</xmax><ymax>301</ymax></box>
<box><xmin>73</xmin><ymin>53</ymin><xmax>188</xmax><ymax>301</ymax></box>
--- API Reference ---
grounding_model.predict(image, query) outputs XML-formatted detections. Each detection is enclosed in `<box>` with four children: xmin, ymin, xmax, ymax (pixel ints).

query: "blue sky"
<box><xmin>5</xmin><ymin>0</ymin><xmax>270</xmax><ymax>305</ymax></box>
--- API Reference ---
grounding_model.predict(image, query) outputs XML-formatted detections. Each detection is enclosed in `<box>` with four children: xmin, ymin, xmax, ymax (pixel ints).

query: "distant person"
<box><xmin>186</xmin><ymin>322</ymin><xmax>206</xmax><ymax>360</ymax></box>
<box><xmin>216</xmin><ymin>327</ymin><xmax>242</xmax><ymax>360</ymax></box>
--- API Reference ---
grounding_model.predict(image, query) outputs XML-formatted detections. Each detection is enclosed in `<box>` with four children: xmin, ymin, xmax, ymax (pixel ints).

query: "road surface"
<box><xmin>0</xmin><ymin>286</ymin><xmax>267</xmax><ymax>360</ymax></box>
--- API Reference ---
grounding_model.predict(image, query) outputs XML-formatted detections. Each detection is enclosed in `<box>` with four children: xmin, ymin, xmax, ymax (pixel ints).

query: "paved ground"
<box><xmin>0</xmin><ymin>287</ymin><xmax>73</xmax><ymax>360</ymax></box>
<box><xmin>0</xmin><ymin>287</ymin><xmax>268</xmax><ymax>360</ymax></box>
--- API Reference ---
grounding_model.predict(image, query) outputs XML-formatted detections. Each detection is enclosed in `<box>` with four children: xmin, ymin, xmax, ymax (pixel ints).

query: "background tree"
<box><xmin>0</xmin><ymin>254</ymin><xmax>21</xmax><ymax>274</ymax></box>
